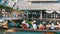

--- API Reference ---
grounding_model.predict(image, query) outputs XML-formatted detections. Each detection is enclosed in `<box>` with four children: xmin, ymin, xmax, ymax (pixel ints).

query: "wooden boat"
<box><xmin>4</xmin><ymin>28</ymin><xmax>60</xmax><ymax>34</ymax></box>
<box><xmin>0</xmin><ymin>18</ymin><xmax>60</xmax><ymax>34</ymax></box>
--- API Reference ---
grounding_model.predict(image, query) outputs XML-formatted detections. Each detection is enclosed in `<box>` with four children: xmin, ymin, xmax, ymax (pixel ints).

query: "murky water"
<box><xmin>0</xmin><ymin>29</ymin><xmax>60</xmax><ymax>34</ymax></box>
<box><xmin>4</xmin><ymin>30</ymin><xmax>43</xmax><ymax>34</ymax></box>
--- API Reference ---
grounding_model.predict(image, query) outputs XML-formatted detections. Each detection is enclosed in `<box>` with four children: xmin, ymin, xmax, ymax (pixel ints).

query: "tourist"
<box><xmin>22</xmin><ymin>20</ymin><xmax>29</xmax><ymax>29</ymax></box>
<box><xmin>50</xmin><ymin>22</ymin><xmax>55</xmax><ymax>30</ymax></box>
<box><xmin>8</xmin><ymin>20</ymin><xmax>15</xmax><ymax>28</ymax></box>
<box><xmin>0</xmin><ymin>20</ymin><xmax>8</xmax><ymax>29</ymax></box>
<box><xmin>25</xmin><ymin>23</ymin><xmax>29</xmax><ymax>28</ymax></box>
<box><xmin>42</xmin><ymin>20</ymin><xmax>46</xmax><ymax>29</ymax></box>
<box><xmin>15</xmin><ymin>22</ymin><xmax>20</xmax><ymax>28</ymax></box>
<box><xmin>38</xmin><ymin>23</ymin><xmax>44</xmax><ymax>30</ymax></box>
<box><xmin>32</xmin><ymin>23</ymin><xmax>37</xmax><ymax>30</ymax></box>
<box><xmin>58</xmin><ymin>21</ymin><xmax>60</xmax><ymax>30</ymax></box>
<box><xmin>42</xmin><ymin>20</ymin><xmax>46</xmax><ymax>26</ymax></box>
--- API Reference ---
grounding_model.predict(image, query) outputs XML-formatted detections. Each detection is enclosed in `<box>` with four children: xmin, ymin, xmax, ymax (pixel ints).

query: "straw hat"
<box><xmin>22</xmin><ymin>20</ymin><xmax>26</xmax><ymax>24</ymax></box>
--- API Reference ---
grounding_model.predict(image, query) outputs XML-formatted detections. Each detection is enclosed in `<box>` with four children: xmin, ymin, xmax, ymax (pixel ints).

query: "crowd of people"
<box><xmin>1</xmin><ymin>19</ymin><xmax>60</xmax><ymax>30</ymax></box>
<box><xmin>20</xmin><ymin>20</ymin><xmax>60</xmax><ymax>30</ymax></box>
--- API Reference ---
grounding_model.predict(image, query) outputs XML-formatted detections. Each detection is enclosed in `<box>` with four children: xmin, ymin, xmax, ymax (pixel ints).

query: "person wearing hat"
<box><xmin>32</xmin><ymin>20</ymin><xmax>37</xmax><ymax>30</ymax></box>
<box><xmin>38</xmin><ymin>23</ymin><xmax>45</xmax><ymax>30</ymax></box>
<box><xmin>21</xmin><ymin>20</ymin><xmax>29</xmax><ymax>29</ymax></box>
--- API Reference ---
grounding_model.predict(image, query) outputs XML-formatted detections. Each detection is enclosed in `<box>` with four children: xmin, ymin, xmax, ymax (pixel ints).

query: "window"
<box><xmin>27</xmin><ymin>10</ymin><xmax>40</xmax><ymax>19</ymax></box>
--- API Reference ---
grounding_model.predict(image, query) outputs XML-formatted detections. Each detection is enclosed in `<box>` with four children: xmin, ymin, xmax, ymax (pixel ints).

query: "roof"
<box><xmin>14</xmin><ymin>3</ymin><xmax>60</xmax><ymax>10</ymax></box>
<box><xmin>13</xmin><ymin>0</ymin><xmax>60</xmax><ymax>10</ymax></box>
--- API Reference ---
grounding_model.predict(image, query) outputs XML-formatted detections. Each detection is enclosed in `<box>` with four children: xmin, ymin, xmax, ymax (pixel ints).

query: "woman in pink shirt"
<box><xmin>22</xmin><ymin>20</ymin><xmax>29</xmax><ymax>29</ymax></box>
<box><xmin>58</xmin><ymin>22</ymin><xmax>60</xmax><ymax>30</ymax></box>
<box><xmin>38</xmin><ymin>23</ymin><xmax>45</xmax><ymax>30</ymax></box>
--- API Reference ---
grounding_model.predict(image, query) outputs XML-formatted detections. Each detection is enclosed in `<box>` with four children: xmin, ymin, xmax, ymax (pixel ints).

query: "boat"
<box><xmin>3</xmin><ymin>28</ymin><xmax>60</xmax><ymax>34</ymax></box>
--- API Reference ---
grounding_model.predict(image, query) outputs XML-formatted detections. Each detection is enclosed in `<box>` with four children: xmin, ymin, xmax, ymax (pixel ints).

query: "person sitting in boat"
<box><xmin>0</xmin><ymin>20</ymin><xmax>8</xmax><ymax>29</ymax></box>
<box><xmin>38</xmin><ymin>23</ymin><xmax>45</xmax><ymax>30</ymax></box>
<box><xmin>8</xmin><ymin>20</ymin><xmax>15</xmax><ymax>28</ymax></box>
<box><xmin>22</xmin><ymin>20</ymin><xmax>29</xmax><ymax>29</ymax></box>
<box><xmin>50</xmin><ymin>22</ymin><xmax>55</xmax><ymax>30</ymax></box>
<box><xmin>32</xmin><ymin>20</ymin><xmax>37</xmax><ymax>30</ymax></box>
<box><xmin>42</xmin><ymin>20</ymin><xmax>47</xmax><ymax>29</ymax></box>
<box><xmin>15</xmin><ymin>22</ymin><xmax>21</xmax><ymax>28</ymax></box>
<box><xmin>57</xmin><ymin>21</ymin><xmax>60</xmax><ymax>30</ymax></box>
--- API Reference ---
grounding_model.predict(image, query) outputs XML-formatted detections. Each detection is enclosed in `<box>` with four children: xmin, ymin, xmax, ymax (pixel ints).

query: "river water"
<box><xmin>0</xmin><ymin>29</ymin><xmax>43</xmax><ymax>34</ymax></box>
<box><xmin>0</xmin><ymin>29</ymin><xmax>60</xmax><ymax>34</ymax></box>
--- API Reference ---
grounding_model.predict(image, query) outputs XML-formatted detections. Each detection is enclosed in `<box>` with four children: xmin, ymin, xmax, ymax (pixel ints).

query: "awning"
<box><xmin>46</xmin><ymin>10</ymin><xmax>54</xmax><ymax>13</ymax></box>
<box><xmin>56</xmin><ymin>11</ymin><xmax>60</xmax><ymax>13</ymax></box>
<box><xmin>46</xmin><ymin>10</ymin><xmax>60</xmax><ymax>13</ymax></box>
